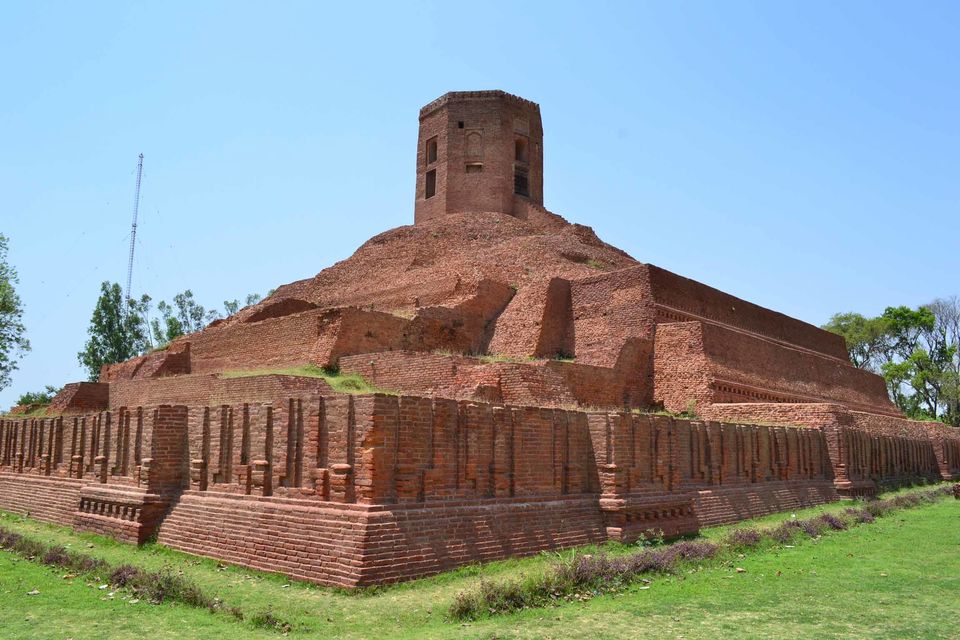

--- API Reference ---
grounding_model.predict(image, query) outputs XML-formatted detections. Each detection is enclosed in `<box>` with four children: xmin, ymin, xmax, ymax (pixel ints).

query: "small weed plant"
<box><xmin>0</xmin><ymin>524</ymin><xmax>292</xmax><ymax>632</ymax></box>
<box><xmin>449</xmin><ymin>484</ymin><xmax>954</xmax><ymax>620</ymax></box>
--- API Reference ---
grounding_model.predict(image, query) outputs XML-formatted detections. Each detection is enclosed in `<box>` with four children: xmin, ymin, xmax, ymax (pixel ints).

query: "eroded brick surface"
<box><xmin>3</xmin><ymin>392</ymin><xmax>957</xmax><ymax>586</ymax></box>
<box><xmin>7</xmin><ymin>90</ymin><xmax>958</xmax><ymax>586</ymax></box>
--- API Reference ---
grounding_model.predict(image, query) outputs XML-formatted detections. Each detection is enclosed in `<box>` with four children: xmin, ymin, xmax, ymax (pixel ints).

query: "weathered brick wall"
<box><xmin>103</xmin><ymin>285</ymin><xmax>521</xmax><ymax>382</ymax></box>
<box><xmin>103</xmin><ymin>306</ymin><xmax>416</xmax><ymax>382</ymax></box>
<box><xmin>497</xmin><ymin>362</ymin><xmax>578</xmax><ymax>408</ymax></box>
<box><xmin>405</xmin><ymin>280</ymin><xmax>515</xmax><ymax>356</ymax></box>
<box><xmin>351</xmin><ymin>496</ymin><xmax>604</xmax><ymax>585</ymax></box>
<box><xmin>693</xmin><ymin>482</ymin><xmax>838</xmax><ymax>527</ymax></box>
<box><xmin>181</xmin><ymin>394</ymin><xmax>357</xmax><ymax>502</ymax></box>
<box><xmin>155</xmin><ymin>400</ymin><xmax>846</xmax><ymax>584</ymax></box>
<box><xmin>0</xmin><ymin>474</ymin><xmax>82</xmax><ymax>525</ymax></box>
<box><xmin>176</xmin><ymin>310</ymin><xmax>324</xmax><ymax>374</ymax></box>
<box><xmin>150</xmin><ymin>394</ymin><xmax>610</xmax><ymax>586</ymax></box>
<box><xmin>592</xmin><ymin>414</ymin><xmax>830</xmax><ymax>488</ymax></box>
<box><xmin>703</xmin><ymin>401</ymin><xmax>849</xmax><ymax>427</ymax></box>
<box><xmin>313</xmin><ymin>307</ymin><xmax>412</xmax><ymax>368</ymax></box>
<box><xmin>0</xmin><ymin>402</ymin><xmax>852</xmax><ymax>512</ymax></box>
<box><xmin>0</xmin><ymin>408</ymin><xmax>171</xmax><ymax>543</ymax></box>
<box><xmin>535</xmin><ymin>278</ymin><xmax>575</xmax><ymax>357</ymax></box>
<box><xmin>568</xmin><ymin>263</ymin><xmax>849</xmax><ymax>370</ymax></box>
<box><xmin>1</xmin><ymin>391</ymin><xmax>955</xmax><ymax>587</ymax></box>
<box><xmin>654</xmin><ymin>321</ymin><xmax>897</xmax><ymax>415</ymax></box>
<box><xmin>109</xmin><ymin>374</ymin><xmax>330</xmax><ymax>412</ymax></box>
<box><xmin>100</xmin><ymin>342</ymin><xmax>190</xmax><ymax>382</ymax></box>
<box><xmin>100</xmin><ymin>352</ymin><xmax>159</xmax><ymax>382</ymax></box>
<box><xmin>821</xmin><ymin>424</ymin><xmax>940</xmax><ymax>496</ymax></box>
<box><xmin>47</xmin><ymin>382</ymin><xmax>110</xmax><ymax>414</ymax></box>
<box><xmin>340</xmin><ymin>351</ymin><xmax>483</xmax><ymax>398</ymax></box>
<box><xmin>652</xmin><ymin>320</ymin><xmax>714</xmax><ymax>412</ymax></box>
<box><xmin>146</xmin><ymin>406</ymin><xmax>189</xmax><ymax>493</ymax></box>
<box><xmin>842</xmin><ymin>411</ymin><xmax>960</xmax><ymax>483</ymax></box>
<box><xmin>155</xmin><ymin>493</ymin><xmax>373</xmax><ymax>586</ymax></box>
<box><xmin>415</xmin><ymin>91</ymin><xmax>544</xmax><ymax>224</ymax></box>
<box><xmin>489</xmin><ymin>278</ymin><xmax>569</xmax><ymax>359</ymax></box>
<box><xmin>339</xmin><ymin>351</ymin><xmax>648</xmax><ymax>409</ymax></box>
<box><xmin>570</xmin><ymin>265</ymin><xmax>656</xmax><ymax>368</ymax></box>
<box><xmin>699</xmin><ymin>402</ymin><xmax>958</xmax><ymax>491</ymax></box>
<box><xmin>0</xmin><ymin>410</ymin><xmax>159</xmax><ymax>488</ymax></box>
<box><xmin>645</xmin><ymin>264</ymin><xmax>849</xmax><ymax>359</ymax></box>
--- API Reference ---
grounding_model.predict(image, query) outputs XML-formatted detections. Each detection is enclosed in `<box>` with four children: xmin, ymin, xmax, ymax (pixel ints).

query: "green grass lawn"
<box><xmin>0</xmin><ymin>486</ymin><xmax>957</xmax><ymax>639</ymax></box>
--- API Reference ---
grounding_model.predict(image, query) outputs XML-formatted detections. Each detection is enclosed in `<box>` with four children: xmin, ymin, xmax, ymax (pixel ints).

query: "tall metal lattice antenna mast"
<box><xmin>124</xmin><ymin>153</ymin><xmax>144</xmax><ymax>308</ymax></box>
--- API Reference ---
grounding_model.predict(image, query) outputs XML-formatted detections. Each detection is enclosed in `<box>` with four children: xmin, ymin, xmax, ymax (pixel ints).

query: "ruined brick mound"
<box><xmin>10</xmin><ymin>89</ymin><xmax>957</xmax><ymax>589</ymax></box>
<box><xmin>234</xmin><ymin>210</ymin><xmax>636</xmax><ymax>322</ymax></box>
<box><xmin>98</xmin><ymin>206</ymin><xmax>899</xmax><ymax>420</ymax></box>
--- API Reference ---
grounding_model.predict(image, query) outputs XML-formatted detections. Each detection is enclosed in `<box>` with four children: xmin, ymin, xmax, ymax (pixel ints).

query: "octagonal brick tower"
<box><xmin>414</xmin><ymin>90</ymin><xmax>544</xmax><ymax>224</ymax></box>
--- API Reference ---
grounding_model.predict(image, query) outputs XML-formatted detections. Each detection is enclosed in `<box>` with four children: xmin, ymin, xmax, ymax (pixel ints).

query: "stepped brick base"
<box><xmin>0</xmin><ymin>474</ymin><xmax>81</xmax><ymax>525</ymax></box>
<box><xmin>600</xmin><ymin>493</ymin><xmax>699</xmax><ymax>542</ymax></box>
<box><xmin>153</xmin><ymin>492</ymin><xmax>608</xmax><ymax>587</ymax></box>
<box><xmin>693</xmin><ymin>480</ymin><xmax>838</xmax><ymax>527</ymax></box>
<box><xmin>75</xmin><ymin>486</ymin><xmax>172</xmax><ymax>544</ymax></box>
<box><xmin>2</xmin><ymin>390</ymin><xmax>958</xmax><ymax>587</ymax></box>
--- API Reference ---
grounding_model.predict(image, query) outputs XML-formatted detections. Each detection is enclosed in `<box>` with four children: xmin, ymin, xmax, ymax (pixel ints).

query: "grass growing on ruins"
<box><xmin>0</xmin><ymin>407</ymin><xmax>48</xmax><ymax>419</ymax></box>
<box><xmin>476</xmin><ymin>353</ymin><xmax>538</xmax><ymax>364</ymax></box>
<box><xmin>219</xmin><ymin>365</ymin><xmax>395</xmax><ymax>395</ymax></box>
<box><xmin>0</xmin><ymin>484</ymin><xmax>957</xmax><ymax>639</ymax></box>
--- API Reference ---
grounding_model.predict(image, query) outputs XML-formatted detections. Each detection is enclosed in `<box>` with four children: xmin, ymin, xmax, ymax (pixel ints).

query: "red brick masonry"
<box><xmin>2</xmin><ymin>387</ymin><xmax>957</xmax><ymax>587</ymax></box>
<box><xmin>9</xmin><ymin>90</ymin><xmax>960</xmax><ymax>586</ymax></box>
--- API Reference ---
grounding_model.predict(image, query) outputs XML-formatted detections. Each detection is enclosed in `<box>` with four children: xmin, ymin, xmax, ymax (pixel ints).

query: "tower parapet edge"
<box><xmin>414</xmin><ymin>90</ymin><xmax>543</xmax><ymax>224</ymax></box>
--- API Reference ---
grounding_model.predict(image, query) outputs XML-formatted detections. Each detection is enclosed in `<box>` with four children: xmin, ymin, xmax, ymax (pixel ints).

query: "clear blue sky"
<box><xmin>2</xmin><ymin>1</ymin><xmax>958</xmax><ymax>407</ymax></box>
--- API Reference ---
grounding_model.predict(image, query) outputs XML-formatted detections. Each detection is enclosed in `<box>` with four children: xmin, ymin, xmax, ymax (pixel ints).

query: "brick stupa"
<box><xmin>2</xmin><ymin>90</ymin><xmax>958</xmax><ymax>587</ymax></box>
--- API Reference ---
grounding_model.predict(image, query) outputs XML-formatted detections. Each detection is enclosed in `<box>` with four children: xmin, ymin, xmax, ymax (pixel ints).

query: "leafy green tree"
<box><xmin>877</xmin><ymin>306</ymin><xmax>935</xmax><ymax>361</ymax></box>
<box><xmin>222</xmin><ymin>292</ymin><xmax>262</xmax><ymax>317</ymax></box>
<box><xmin>151</xmin><ymin>289</ymin><xmax>221</xmax><ymax>346</ymax></box>
<box><xmin>826</xmin><ymin>301</ymin><xmax>960</xmax><ymax>426</ymax></box>
<box><xmin>171</xmin><ymin>290</ymin><xmax>219</xmax><ymax>332</ymax></box>
<box><xmin>16</xmin><ymin>385</ymin><xmax>61</xmax><ymax>406</ymax></box>
<box><xmin>822</xmin><ymin>312</ymin><xmax>889</xmax><ymax>370</ymax></box>
<box><xmin>150</xmin><ymin>308</ymin><xmax>183</xmax><ymax>347</ymax></box>
<box><xmin>916</xmin><ymin>298</ymin><xmax>960</xmax><ymax>426</ymax></box>
<box><xmin>78</xmin><ymin>282</ymin><xmax>151</xmax><ymax>380</ymax></box>
<box><xmin>876</xmin><ymin>305</ymin><xmax>951</xmax><ymax>422</ymax></box>
<box><xmin>0</xmin><ymin>234</ymin><xmax>30</xmax><ymax>392</ymax></box>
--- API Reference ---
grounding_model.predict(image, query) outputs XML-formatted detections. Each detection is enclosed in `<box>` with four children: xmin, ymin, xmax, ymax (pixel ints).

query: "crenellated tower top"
<box><xmin>414</xmin><ymin>90</ymin><xmax>543</xmax><ymax>224</ymax></box>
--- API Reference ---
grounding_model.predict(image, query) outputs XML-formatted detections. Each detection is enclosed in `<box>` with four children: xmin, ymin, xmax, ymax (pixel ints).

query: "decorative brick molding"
<box><xmin>4</xmin><ymin>390</ymin><xmax>957</xmax><ymax>586</ymax></box>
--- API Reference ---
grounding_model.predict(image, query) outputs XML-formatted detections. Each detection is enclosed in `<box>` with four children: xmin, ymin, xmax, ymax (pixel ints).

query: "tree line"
<box><xmin>0</xmin><ymin>234</ymin><xmax>30</xmax><ymax>395</ymax></box>
<box><xmin>0</xmin><ymin>233</ymin><xmax>272</xmax><ymax>404</ymax></box>
<box><xmin>77</xmin><ymin>282</ymin><xmax>265</xmax><ymax>381</ymax></box>
<box><xmin>1</xmin><ymin>232</ymin><xmax>266</xmax><ymax>401</ymax></box>
<box><xmin>823</xmin><ymin>298</ymin><xmax>960</xmax><ymax>426</ymax></box>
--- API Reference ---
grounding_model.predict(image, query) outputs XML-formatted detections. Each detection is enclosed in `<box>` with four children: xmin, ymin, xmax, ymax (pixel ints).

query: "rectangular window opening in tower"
<box><xmin>514</xmin><ymin>167</ymin><xmax>529</xmax><ymax>197</ymax></box>
<box><xmin>426</xmin><ymin>137</ymin><xmax>438</xmax><ymax>165</ymax></box>
<box><xmin>425</xmin><ymin>169</ymin><xmax>437</xmax><ymax>199</ymax></box>
<box><xmin>515</xmin><ymin>137</ymin><xmax>528</xmax><ymax>163</ymax></box>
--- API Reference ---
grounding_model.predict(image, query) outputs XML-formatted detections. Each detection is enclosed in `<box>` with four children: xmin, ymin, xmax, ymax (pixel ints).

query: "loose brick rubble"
<box><xmin>2</xmin><ymin>90</ymin><xmax>958</xmax><ymax>587</ymax></box>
